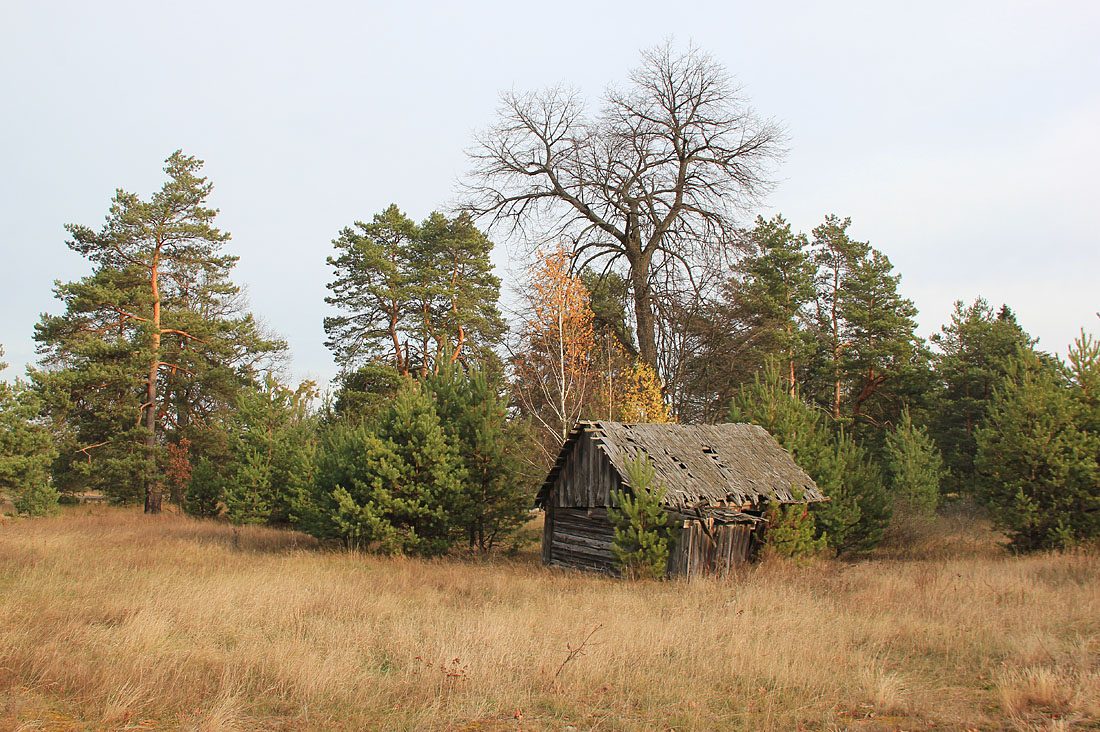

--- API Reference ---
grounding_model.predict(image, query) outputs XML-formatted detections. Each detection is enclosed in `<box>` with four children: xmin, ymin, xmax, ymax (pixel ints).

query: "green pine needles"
<box><xmin>0</xmin><ymin>351</ymin><xmax>58</xmax><ymax>517</ymax></box>
<box><xmin>883</xmin><ymin>407</ymin><xmax>944</xmax><ymax>518</ymax></box>
<box><xmin>609</xmin><ymin>452</ymin><xmax>677</xmax><ymax>580</ymax></box>
<box><xmin>975</xmin><ymin>342</ymin><xmax>1100</xmax><ymax>551</ymax></box>
<box><xmin>730</xmin><ymin>359</ymin><xmax>891</xmax><ymax>555</ymax></box>
<box><xmin>764</xmin><ymin>486</ymin><xmax>826</xmax><ymax>561</ymax></box>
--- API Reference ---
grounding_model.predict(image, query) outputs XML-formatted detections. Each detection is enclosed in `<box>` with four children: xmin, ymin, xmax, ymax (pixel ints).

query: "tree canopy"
<box><xmin>463</xmin><ymin>42</ymin><xmax>785</xmax><ymax>375</ymax></box>
<box><xmin>32</xmin><ymin>151</ymin><xmax>285</xmax><ymax>511</ymax></box>
<box><xmin>324</xmin><ymin>205</ymin><xmax>505</xmax><ymax>378</ymax></box>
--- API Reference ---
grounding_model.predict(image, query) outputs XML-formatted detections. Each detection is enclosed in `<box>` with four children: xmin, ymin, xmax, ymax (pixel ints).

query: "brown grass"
<box><xmin>1</xmin><ymin>507</ymin><xmax>1098</xmax><ymax>732</ymax></box>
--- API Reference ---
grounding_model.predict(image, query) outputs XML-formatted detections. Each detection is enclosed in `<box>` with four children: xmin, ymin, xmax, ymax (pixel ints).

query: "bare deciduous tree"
<box><xmin>463</xmin><ymin>42</ymin><xmax>785</xmax><ymax>374</ymax></box>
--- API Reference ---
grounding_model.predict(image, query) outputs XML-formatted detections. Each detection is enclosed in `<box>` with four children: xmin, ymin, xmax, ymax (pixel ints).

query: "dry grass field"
<box><xmin>0</xmin><ymin>506</ymin><xmax>1097</xmax><ymax>732</ymax></box>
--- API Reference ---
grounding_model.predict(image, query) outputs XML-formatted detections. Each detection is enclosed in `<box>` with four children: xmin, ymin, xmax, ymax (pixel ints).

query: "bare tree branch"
<box><xmin>462</xmin><ymin>42</ymin><xmax>785</xmax><ymax>383</ymax></box>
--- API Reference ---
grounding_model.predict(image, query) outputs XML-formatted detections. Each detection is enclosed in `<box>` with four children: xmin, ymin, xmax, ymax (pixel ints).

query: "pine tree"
<box><xmin>807</xmin><ymin>215</ymin><xmax>925</xmax><ymax>436</ymax></box>
<box><xmin>427</xmin><ymin>359</ymin><xmax>533</xmax><ymax>551</ymax></box>
<box><xmin>32</xmin><ymin>152</ymin><xmax>284</xmax><ymax>512</ymax></box>
<box><xmin>184</xmin><ymin>458</ymin><xmax>223</xmax><ymax>518</ymax></box>
<box><xmin>325</xmin><ymin>206</ymin><xmax>505</xmax><ymax>378</ymax></box>
<box><xmin>609</xmin><ymin>452</ymin><xmax>675</xmax><ymax>580</ymax></box>
<box><xmin>33</xmin><ymin>266</ymin><xmax>155</xmax><ymax>501</ymax></box>
<box><xmin>302</xmin><ymin>382</ymin><xmax>468</xmax><ymax>555</ymax></box>
<box><xmin>0</xmin><ymin>347</ymin><xmax>58</xmax><ymax>516</ymax></box>
<box><xmin>330</xmin><ymin>363</ymin><xmax>404</xmax><ymax>424</ymax></box>
<box><xmin>324</xmin><ymin>205</ymin><xmax>418</xmax><ymax>374</ymax></box>
<box><xmin>417</xmin><ymin>212</ymin><xmax>507</xmax><ymax>370</ymax></box>
<box><xmin>810</xmin><ymin>215</ymin><xmax>867</xmax><ymax>421</ymax></box>
<box><xmin>1067</xmin><ymin>330</ymin><xmax>1100</xmax><ymax>434</ymax></box>
<box><xmin>374</xmin><ymin>382</ymin><xmax>468</xmax><ymax>553</ymax></box>
<box><xmin>883</xmin><ymin>407</ymin><xmax>944</xmax><ymax>517</ymax></box>
<box><xmin>975</xmin><ymin>346</ymin><xmax>1100</xmax><ymax>551</ymax></box>
<box><xmin>725</xmin><ymin>215</ymin><xmax>816</xmax><ymax>395</ymax></box>
<box><xmin>728</xmin><ymin>361</ymin><xmax>825</xmax><ymax>462</ymax></box>
<box><xmin>930</xmin><ymin>299</ymin><xmax>1035</xmax><ymax>495</ymax></box>
<box><xmin>221</xmin><ymin>375</ymin><xmax>319</xmax><ymax>526</ymax></box>
<box><xmin>730</xmin><ymin>360</ymin><xmax>891</xmax><ymax>554</ymax></box>
<box><xmin>302</xmin><ymin>422</ymin><xmax>406</xmax><ymax>550</ymax></box>
<box><xmin>763</xmin><ymin>487</ymin><xmax>826</xmax><ymax>561</ymax></box>
<box><xmin>810</xmin><ymin>427</ymin><xmax>891</xmax><ymax>554</ymax></box>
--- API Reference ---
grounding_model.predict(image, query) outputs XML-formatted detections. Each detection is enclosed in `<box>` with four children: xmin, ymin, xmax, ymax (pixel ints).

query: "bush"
<box><xmin>13</xmin><ymin>480</ymin><xmax>59</xmax><ymax>517</ymax></box>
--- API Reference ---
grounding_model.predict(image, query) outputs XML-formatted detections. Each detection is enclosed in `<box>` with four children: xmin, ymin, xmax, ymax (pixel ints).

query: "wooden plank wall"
<box><xmin>552</xmin><ymin>433</ymin><xmax>620</xmax><ymax>509</ymax></box>
<box><xmin>667</xmin><ymin>521</ymin><xmax>760</xmax><ymax>577</ymax></box>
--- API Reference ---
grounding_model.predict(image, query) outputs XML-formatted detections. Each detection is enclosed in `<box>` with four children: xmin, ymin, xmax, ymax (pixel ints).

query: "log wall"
<box><xmin>546</xmin><ymin>507</ymin><xmax>618</xmax><ymax>575</ymax></box>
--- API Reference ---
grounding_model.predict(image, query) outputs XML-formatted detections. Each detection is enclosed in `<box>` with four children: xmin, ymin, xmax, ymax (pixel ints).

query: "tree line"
<box><xmin>1</xmin><ymin>44</ymin><xmax>1097</xmax><ymax>556</ymax></box>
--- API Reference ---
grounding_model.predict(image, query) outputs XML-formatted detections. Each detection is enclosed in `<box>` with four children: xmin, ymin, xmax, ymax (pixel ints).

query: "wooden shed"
<box><xmin>536</xmin><ymin>421</ymin><xmax>826</xmax><ymax>576</ymax></box>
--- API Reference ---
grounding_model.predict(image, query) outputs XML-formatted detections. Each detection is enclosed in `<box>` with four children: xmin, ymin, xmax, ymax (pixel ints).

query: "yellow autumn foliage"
<box><xmin>617</xmin><ymin>359</ymin><xmax>672</xmax><ymax>423</ymax></box>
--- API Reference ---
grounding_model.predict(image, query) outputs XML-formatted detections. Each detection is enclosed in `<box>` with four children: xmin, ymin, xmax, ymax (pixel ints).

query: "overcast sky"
<box><xmin>2</xmin><ymin>0</ymin><xmax>1098</xmax><ymax>386</ymax></box>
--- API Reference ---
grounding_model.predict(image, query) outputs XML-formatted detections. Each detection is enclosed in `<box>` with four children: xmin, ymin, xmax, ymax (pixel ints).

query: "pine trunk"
<box><xmin>144</xmin><ymin>255</ymin><xmax>162</xmax><ymax>514</ymax></box>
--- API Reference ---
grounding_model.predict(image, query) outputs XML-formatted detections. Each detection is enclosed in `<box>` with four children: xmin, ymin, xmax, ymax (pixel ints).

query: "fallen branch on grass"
<box><xmin>553</xmin><ymin>623</ymin><xmax>603</xmax><ymax>682</ymax></box>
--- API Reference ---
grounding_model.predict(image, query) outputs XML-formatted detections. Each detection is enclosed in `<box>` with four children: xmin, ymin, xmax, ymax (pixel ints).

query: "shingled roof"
<box><xmin>537</xmin><ymin>421</ymin><xmax>825</xmax><ymax>511</ymax></box>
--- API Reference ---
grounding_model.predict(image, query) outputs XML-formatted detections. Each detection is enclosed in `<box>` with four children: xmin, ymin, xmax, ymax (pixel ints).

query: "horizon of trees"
<box><xmin>2</xmin><ymin>43</ymin><xmax>1097</xmax><ymax>556</ymax></box>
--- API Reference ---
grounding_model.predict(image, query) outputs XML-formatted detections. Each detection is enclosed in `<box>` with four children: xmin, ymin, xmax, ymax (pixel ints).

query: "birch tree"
<box><xmin>511</xmin><ymin>244</ymin><xmax>599</xmax><ymax>460</ymax></box>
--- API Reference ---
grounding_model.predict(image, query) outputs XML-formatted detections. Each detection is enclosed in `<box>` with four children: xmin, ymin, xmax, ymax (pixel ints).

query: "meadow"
<box><xmin>0</xmin><ymin>507</ymin><xmax>1097</xmax><ymax>732</ymax></box>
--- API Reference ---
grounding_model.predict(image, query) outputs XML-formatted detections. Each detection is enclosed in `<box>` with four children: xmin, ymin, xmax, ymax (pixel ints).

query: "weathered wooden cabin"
<box><xmin>536</xmin><ymin>421</ymin><xmax>825</xmax><ymax>576</ymax></box>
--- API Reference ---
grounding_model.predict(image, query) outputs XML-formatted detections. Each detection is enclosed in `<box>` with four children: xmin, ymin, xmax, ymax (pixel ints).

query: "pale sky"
<box><xmin>2</xmin><ymin>0</ymin><xmax>1098</xmax><ymax>386</ymax></box>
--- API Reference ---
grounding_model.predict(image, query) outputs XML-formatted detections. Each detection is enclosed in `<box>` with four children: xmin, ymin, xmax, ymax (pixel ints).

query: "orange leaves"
<box><xmin>165</xmin><ymin>437</ymin><xmax>192</xmax><ymax>502</ymax></box>
<box><xmin>512</xmin><ymin>243</ymin><xmax>600</xmax><ymax>448</ymax></box>
<box><xmin>522</xmin><ymin>244</ymin><xmax>596</xmax><ymax>363</ymax></box>
<box><xmin>512</xmin><ymin>243</ymin><xmax>672</xmax><ymax>456</ymax></box>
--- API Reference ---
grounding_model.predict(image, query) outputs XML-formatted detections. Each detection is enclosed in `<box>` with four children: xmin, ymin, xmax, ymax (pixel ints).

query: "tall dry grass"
<box><xmin>0</xmin><ymin>507</ymin><xmax>1097</xmax><ymax>731</ymax></box>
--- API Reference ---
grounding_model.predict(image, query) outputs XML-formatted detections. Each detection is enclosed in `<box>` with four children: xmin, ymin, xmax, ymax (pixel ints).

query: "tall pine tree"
<box><xmin>324</xmin><ymin>206</ymin><xmax>505</xmax><ymax>378</ymax></box>
<box><xmin>807</xmin><ymin>215</ymin><xmax>925</xmax><ymax>436</ymax></box>
<box><xmin>725</xmin><ymin>215</ymin><xmax>816</xmax><ymax>396</ymax></box>
<box><xmin>33</xmin><ymin>152</ymin><xmax>284</xmax><ymax>511</ymax></box>
<box><xmin>930</xmin><ymin>299</ymin><xmax>1035</xmax><ymax>495</ymax></box>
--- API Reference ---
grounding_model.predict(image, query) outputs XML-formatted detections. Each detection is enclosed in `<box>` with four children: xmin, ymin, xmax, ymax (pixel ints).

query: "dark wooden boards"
<box><xmin>547</xmin><ymin>507</ymin><xmax>618</xmax><ymax>575</ymax></box>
